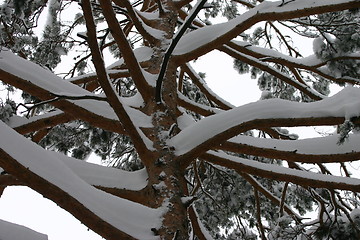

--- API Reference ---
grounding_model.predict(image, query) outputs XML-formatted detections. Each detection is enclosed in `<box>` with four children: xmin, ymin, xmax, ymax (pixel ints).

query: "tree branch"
<box><xmin>218</xmin><ymin>134</ymin><xmax>360</xmax><ymax>164</ymax></box>
<box><xmin>0</xmin><ymin>63</ymin><xmax>123</xmax><ymax>133</ymax></box>
<box><xmin>203</xmin><ymin>150</ymin><xmax>360</xmax><ymax>192</ymax></box>
<box><xmin>226</xmin><ymin>40</ymin><xmax>360</xmax><ymax>86</ymax></box>
<box><xmin>172</xmin><ymin>87</ymin><xmax>360</xmax><ymax>166</ymax></box>
<box><xmin>9</xmin><ymin>111</ymin><xmax>75</xmax><ymax>135</ymax></box>
<box><xmin>173</xmin><ymin>0</ymin><xmax>360</xmax><ymax>63</ymax></box>
<box><xmin>0</xmin><ymin>142</ymin><xmax>136</xmax><ymax>239</ymax></box>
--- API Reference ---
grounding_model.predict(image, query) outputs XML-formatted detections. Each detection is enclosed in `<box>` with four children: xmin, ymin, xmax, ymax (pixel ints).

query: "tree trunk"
<box><xmin>140</xmin><ymin>3</ymin><xmax>191</xmax><ymax>238</ymax></box>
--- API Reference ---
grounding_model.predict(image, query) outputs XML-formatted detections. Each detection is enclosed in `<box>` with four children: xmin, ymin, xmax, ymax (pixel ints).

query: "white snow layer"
<box><xmin>0</xmin><ymin>49</ymin><xmax>154</xmax><ymax>130</ymax></box>
<box><xmin>208</xmin><ymin>150</ymin><xmax>360</xmax><ymax>187</ymax></box>
<box><xmin>7</xmin><ymin>110</ymin><xmax>64</xmax><ymax>128</ymax></box>
<box><xmin>56</xmin><ymin>152</ymin><xmax>148</xmax><ymax>190</ymax></box>
<box><xmin>170</xmin><ymin>87</ymin><xmax>360</xmax><ymax>155</ymax></box>
<box><xmin>173</xmin><ymin>0</ymin><xmax>357</xmax><ymax>56</ymax></box>
<box><xmin>228</xmin><ymin>133</ymin><xmax>360</xmax><ymax>156</ymax></box>
<box><xmin>106</xmin><ymin>46</ymin><xmax>153</xmax><ymax>69</ymax></box>
<box><xmin>0</xmin><ymin>219</ymin><xmax>48</xmax><ymax>240</ymax></box>
<box><xmin>0</xmin><ymin>120</ymin><xmax>162</xmax><ymax>239</ymax></box>
<box><xmin>0</xmin><ymin>49</ymin><xmax>118</xmax><ymax>121</ymax></box>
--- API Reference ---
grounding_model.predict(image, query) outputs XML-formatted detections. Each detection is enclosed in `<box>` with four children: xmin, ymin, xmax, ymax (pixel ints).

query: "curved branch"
<box><xmin>177</xmin><ymin>92</ymin><xmax>221</xmax><ymax>117</ymax></box>
<box><xmin>219</xmin><ymin>134</ymin><xmax>360</xmax><ymax>164</ymax></box>
<box><xmin>112</xmin><ymin>0</ymin><xmax>160</xmax><ymax>45</ymax></box>
<box><xmin>173</xmin><ymin>0</ymin><xmax>360</xmax><ymax>63</ymax></box>
<box><xmin>0</xmin><ymin>52</ymin><xmax>123</xmax><ymax>133</ymax></box>
<box><xmin>203</xmin><ymin>150</ymin><xmax>360</xmax><ymax>192</ymax></box>
<box><xmin>171</xmin><ymin>87</ymin><xmax>360</xmax><ymax>166</ymax></box>
<box><xmin>227</xmin><ymin>40</ymin><xmax>360</xmax><ymax>86</ymax></box>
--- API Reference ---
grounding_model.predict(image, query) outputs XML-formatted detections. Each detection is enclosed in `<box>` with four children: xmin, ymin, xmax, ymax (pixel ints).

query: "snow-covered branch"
<box><xmin>113</xmin><ymin>0</ymin><xmax>162</xmax><ymax>45</ymax></box>
<box><xmin>177</xmin><ymin>92</ymin><xmax>221</xmax><ymax>117</ymax></box>
<box><xmin>0</xmin><ymin>120</ymin><xmax>162</xmax><ymax>240</ymax></box>
<box><xmin>69</xmin><ymin>69</ymin><xmax>130</xmax><ymax>86</ymax></box>
<box><xmin>173</xmin><ymin>0</ymin><xmax>360</xmax><ymax>62</ymax></box>
<box><xmin>171</xmin><ymin>87</ymin><xmax>360</xmax><ymax>165</ymax></box>
<box><xmin>0</xmin><ymin>219</ymin><xmax>48</xmax><ymax>240</ymax></box>
<box><xmin>203</xmin><ymin>150</ymin><xmax>360</xmax><ymax>192</ymax></box>
<box><xmin>7</xmin><ymin>111</ymin><xmax>73</xmax><ymax>134</ymax></box>
<box><xmin>219</xmin><ymin>134</ymin><xmax>360</xmax><ymax>164</ymax></box>
<box><xmin>0</xmin><ymin>49</ymin><xmax>125</xmax><ymax>133</ymax></box>
<box><xmin>227</xmin><ymin>41</ymin><xmax>360</xmax><ymax>86</ymax></box>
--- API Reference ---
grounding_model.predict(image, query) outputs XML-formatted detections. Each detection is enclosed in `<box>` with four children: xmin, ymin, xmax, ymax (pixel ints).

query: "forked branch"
<box><xmin>82</xmin><ymin>0</ymin><xmax>154</xmax><ymax>161</ymax></box>
<box><xmin>99</xmin><ymin>0</ymin><xmax>152</xmax><ymax>101</ymax></box>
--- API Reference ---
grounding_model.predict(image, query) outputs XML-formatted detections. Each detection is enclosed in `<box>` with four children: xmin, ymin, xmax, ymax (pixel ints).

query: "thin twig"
<box><xmin>279</xmin><ymin>182</ymin><xmax>289</xmax><ymax>217</ymax></box>
<box><xmin>254</xmin><ymin>188</ymin><xmax>267</xmax><ymax>240</ymax></box>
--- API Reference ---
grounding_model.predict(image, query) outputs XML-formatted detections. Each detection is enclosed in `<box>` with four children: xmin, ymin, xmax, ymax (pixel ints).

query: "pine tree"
<box><xmin>1</xmin><ymin>0</ymin><xmax>360</xmax><ymax>239</ymax></box>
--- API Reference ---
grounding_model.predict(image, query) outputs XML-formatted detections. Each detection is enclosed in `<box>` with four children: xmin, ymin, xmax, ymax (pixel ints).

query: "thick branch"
<box><xmin>9</xmin><ymin>111</ymin><xmax>75</xmax><ymax>135</ymax></box>
<box><xmin>0</xmin><ymin>150</ymin><xmax>137</xmax><ymax>240</ymax></box>
<box><xmin>0</xmin><ymin>66</ymin><xmax>123</xmax><ymax>133</ymax></box>
<box><xmin>0</xmin><ymin>174</ymin><xmax>21</xmax><ymax>187</ymax></box>
<box><xmin>0</xmin><ymin>120</ymin><xmax>161</xmax><ymax>239</ymax></box>
<box><xmin>173</xmin><ymin>87</ymin><xmax>360</xmax><ymax>167</ymax></box>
